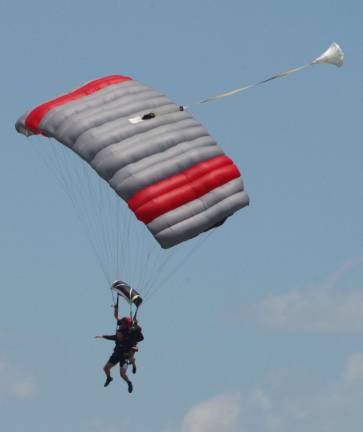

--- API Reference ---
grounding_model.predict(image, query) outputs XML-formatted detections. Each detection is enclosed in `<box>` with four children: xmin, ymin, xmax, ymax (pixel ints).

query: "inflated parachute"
<box><xmin>16</xmin><ymin>75</ymin><xmax>249</xmax><ymax>249</ymax></box>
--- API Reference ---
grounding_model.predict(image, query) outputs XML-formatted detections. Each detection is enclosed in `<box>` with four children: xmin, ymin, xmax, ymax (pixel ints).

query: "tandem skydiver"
<box><xmin>95</xmin><ymin>303</ymin><xmax>144</xmax><ymax>393</ymax></box>
<box><xmin>114</xmin><ymin>303</ymin><xmax>144</xmax><ymax>374</ymax></box>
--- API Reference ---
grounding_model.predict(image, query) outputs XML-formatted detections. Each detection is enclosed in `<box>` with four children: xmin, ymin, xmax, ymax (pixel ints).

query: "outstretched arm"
<box><xmin>94</xmin><ymin>335</ymin><xmax>117</xmax><ymax>340</ymax></box>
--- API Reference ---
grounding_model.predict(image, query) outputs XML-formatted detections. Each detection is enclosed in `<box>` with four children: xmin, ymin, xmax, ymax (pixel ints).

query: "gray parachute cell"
<box><xmin>15</xmin><ymin>75</ymin><xmax>249</xmax><ymax>248</ymax></box>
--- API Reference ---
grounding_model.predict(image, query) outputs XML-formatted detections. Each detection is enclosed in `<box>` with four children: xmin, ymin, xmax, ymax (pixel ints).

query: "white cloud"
<box><xmin>0</xmin><ymin>357</ymin><xmax>37</xmax><ymax>401</ymax></box>
<box><xmin>244</xmin><ymin>258</ymin><xmax>363</xmax><ymax>333</ymax></box>
<box><xmin>239</xmin><ymin>352</ymin><xmax>363</xmax><ymax>431</ymax></box>
<box><xmin>11</xmin><ymin>378</ymin><xmax>37</xmax><ymax>398</ymax></box>
<box><xmin>176</xmin><ymin>352</ymin><xmax>363</xmax><ymax>432</ymax></box>
<box><xmin>343</xmin><ymin>352</ymin><xmax>363</xmax><ymax>384</ymax></box>
<box><xmin>250</xmin><ymin>388</ymin><xmax>272</xmax><ymax>410</ymax></box>
<box><xmin>181</xmin><ymin>393</ymin><xmax>240</xmax><ymax>432</ymax></box>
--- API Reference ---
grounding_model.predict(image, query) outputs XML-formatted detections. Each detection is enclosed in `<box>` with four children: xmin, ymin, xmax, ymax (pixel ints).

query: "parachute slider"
<box><xmin>111</xmin><ymin>281</ymin><xmax>143</xmax><ymax>307</ymax></box>
<box><xmin>128</xmin><ymin>105</ymin><xmax>185</xmax><ymax>124</ymax></box>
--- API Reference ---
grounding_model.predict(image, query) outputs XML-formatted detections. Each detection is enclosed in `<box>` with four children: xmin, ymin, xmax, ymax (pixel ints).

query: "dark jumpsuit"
<box><xmin>104</xmin><ymin>325</ymin><xmax>144</xmax><ymax>366</ymax></box>
<box><xmin>104</xmin><ymin>333</ymin><xmax>129</xmax><ymax>367</ymax></box>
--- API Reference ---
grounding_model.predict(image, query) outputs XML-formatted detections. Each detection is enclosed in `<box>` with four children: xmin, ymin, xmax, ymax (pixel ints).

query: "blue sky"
<box><xmin>1</xmin><ymin>1</ymin><xmax>362</xmax><ymax>431</ymax></box>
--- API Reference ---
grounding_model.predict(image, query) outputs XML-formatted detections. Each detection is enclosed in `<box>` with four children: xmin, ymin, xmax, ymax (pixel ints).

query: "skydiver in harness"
<box><xmin>114</xmin><ymin>304</ymin><xmax>141</xmax><ymax>375</ymax></box>
<box><xmin>95</xmin><ymin>317</ymin><xmax>137</xmax><ymax>393</ymax></box>
<box><xmin>95</xmin><ymin>281</ymin><xmax>144</xmax><ymax>393</ymax></box>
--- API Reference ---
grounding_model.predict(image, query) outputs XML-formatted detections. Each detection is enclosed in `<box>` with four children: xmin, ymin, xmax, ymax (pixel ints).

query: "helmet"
<box><xmin>119</xmin><ymin>316</ymin><xmax>132</xmax><ymax>328</ymax></box>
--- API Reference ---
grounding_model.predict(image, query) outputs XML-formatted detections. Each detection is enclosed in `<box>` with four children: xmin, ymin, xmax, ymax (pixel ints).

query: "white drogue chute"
<box><xmin>129</xmin><ymin>42</ymin><xmax>344</xmax><ymax>123</ymax></box>
<box><xmin>194</xmin><ymin>42</ymin><xmax>345</xmax><ymax>105</ymax></box>
<box><xmin>312</xmin><ymin>42</ymin><xmax>344</xmax><ymax>67</ymax></box>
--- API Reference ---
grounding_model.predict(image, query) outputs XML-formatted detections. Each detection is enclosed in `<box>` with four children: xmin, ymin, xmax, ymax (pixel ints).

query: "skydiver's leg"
<box><xmin>130</xmin><ymin>356</ymin><xmax>137</xmax><ymax>374</ymax></box>
<box><xmin>103</xmin><ymin>359</ymin><xmax>116</xmax><ymax>387</ymax></box>
<box><xmin>120</xmin><ymin>364</ymin><xmax>133</xmax><ymax>393</ymax></box>
<box><xmin>128</xmin><ymin>347</ymin><xmax>138</xmax><ymax>374</ymax></box>
<box><xmin>103</xmin><ymin>361</ymin><xmax>114</xmax><ymax>377</ymax></box>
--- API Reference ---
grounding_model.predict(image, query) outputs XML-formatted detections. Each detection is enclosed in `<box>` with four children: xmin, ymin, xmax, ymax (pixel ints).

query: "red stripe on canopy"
<box><xmin>128</xmin><ymin>155</ymin><xmax>241</xmax><ymax>224</ymax></box>
<box><xmin>25</xmin><ymin>75</ymin><xmax>132</xmax><ymax>134</ymax></box>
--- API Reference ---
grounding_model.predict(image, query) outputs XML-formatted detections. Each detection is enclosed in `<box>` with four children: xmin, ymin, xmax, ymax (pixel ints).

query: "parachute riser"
<box><xmin>132</xmin><ymin>305</ymin><xmax>140</xmax><ymax>323</ymax></box>
<box><xmin>115</xmin><ymin>293</ymin><xmax>140</xmax><ymax>323</ymax></box>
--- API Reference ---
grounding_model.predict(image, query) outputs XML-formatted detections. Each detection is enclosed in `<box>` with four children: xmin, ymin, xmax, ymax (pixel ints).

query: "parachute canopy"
<box><xmin>15</xmin><ymin>75</ymin><xmax>249</xmax><ymax>248</ymax></box>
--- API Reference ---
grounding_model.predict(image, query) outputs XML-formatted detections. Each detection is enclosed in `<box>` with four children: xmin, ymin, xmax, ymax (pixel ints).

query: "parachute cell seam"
<box><xmin>67</xmin><ymin>91</ymin><xmax>164</xmax><ymax>130</ymax></box>
<box><xmin>95</xmin><ymin>125</ymin><xmax>209</xmax><ymax>182</ymax></box>
<box><xmin>54</xmin><ymin>90</ymin><xmax>166</xmax><ymax>143</ymax></box>
<box><xmin>79</xmin><ymin>111</ymin><xmax>193</xmax><ymax>175</ymax></box>
<box><xmin>57</xmin><ymin>97</ymin><xmax>174</xmax><ymax>150</ymax></box>
<box><xmin>115</xmin><ymin>142</ymin><xmax>220</xmax><ymax>200</ymax></box>
<box><xmin>72</xmin><ymin>102</ymin><xmax>181</xmax><ymax>158</ymax></box>
<box><xmin>41</xmin><ymin>81</ymin><xmax>148</xmax><ymax>135</ymax></box>
<box><xmin>112</xmin><ymin>139</ymin><xmax>217</xmax><ymax>199</ymax></box>
<box><xmin>91</xmin><ymin>119</ymin><xmax>201</xmax><ymax>167</ymax></box>
<box><xmin>109</xmin><ymin>134</ymin><xmax>213</xmax><ymax>186</ymax></box>
<box><xmin>74</xmin><ymin>101</ymin><xmax>177</xmax><ymax>145</ymax></box>
<box><xmin>150</xmin><ymin>179</ymin><xmax>245</xmax><ymax>234</ymax></box>
<box><xmin>131</xmin><ymin>158</ymin><xmax>237</xmax><ymax>221</ymax></box>
<box><xmin>154</xmin><ymin>190</ymin><xmax>249</xmax><ymax>241</ymax></box>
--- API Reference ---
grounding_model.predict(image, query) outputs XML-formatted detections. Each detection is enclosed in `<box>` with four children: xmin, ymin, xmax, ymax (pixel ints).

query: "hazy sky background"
<box><xmin>1</xmin><ymin>1</ymin><xmax>362</xmax><ymax>431</ymax></box>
